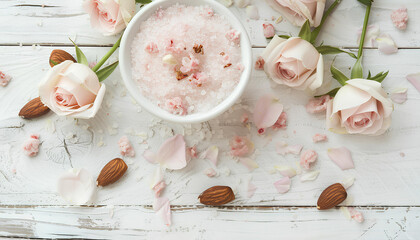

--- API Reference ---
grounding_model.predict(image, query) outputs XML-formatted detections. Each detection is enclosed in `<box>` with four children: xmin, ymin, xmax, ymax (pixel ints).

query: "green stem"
<box><xmin>357</xmin><ymin>4</ymin><xmax>371</xmax><ymax>59</ymax></box>
<box><xmin>92</xmin><ymin>35</ymin><xmax>122</xmax><ymax>72</ymax></box>
<box><xmin>310</xmin><ymin>0</ymin><xmax>341</xmax><ymax>43</ymax></box>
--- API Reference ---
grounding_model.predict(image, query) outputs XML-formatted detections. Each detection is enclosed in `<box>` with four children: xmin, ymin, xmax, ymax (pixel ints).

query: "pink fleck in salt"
<box><xmin>118</xmin><ymin>136</ymin><xmax>135</xmax><ymax>157</ymax></box>
<box><xmin>145</xmin><ymin>42</ymin><xmax>159</xmax><ymax>54</ymax></box>
<box><xmin>348</xmin><ymin>207</ymin><xmax>364</xmax><ymax>223</ymax></box>
<box><xmin>164</xmin><ymin>97</ymin><xmax>187</xmax><ymax>115</ymax></box>
<box><xmin>306</xmin><ymin>95</ymin><xmax>332</xmax><ymax>114</ymax></box>
<box><xmin>0</xmin><ymin>71</ymin><xmax>12</xmax><ymax>87</ymax></box>
<box><xmin>300</xmin><ymin>150</ymin><xmax>317</xmax><ymax>170</ymax></box>
<box><xmin>272</xmin><ymin>112</ymin><xmax>287</xmax><ymax>130</ymax></box>
<box><xmin>188</xmin><ymin>72</ymin><xmax>207</xmax><ymax>87</ymax></box>
<box><xmin>263</xmin><ymin>23</ymin><xmax>275</xmax><ymax>38</ymax></box>
<box><xmin>23</xmin><ymin>134</ymin><xmax>40</xmax><ymax>157</ymax></box>
<box><xmin>201</xmin><ymin>7</ymin><xmax>214</xmax><ymax>17</ymax></box>
<box><xmin>230</xmin><ymin>136</ymin><xmax>254</xmax><ymax>157</ymax></box>
<box><xmin>180</xmin><ymin>54</ymin><xmax>200</xmax><ymax>73</ymax></box>
<box><xmin>391</xmin><ymin>8</ymin><xmax>408</xmax><ymax>30</ymax></box>
<box><xmin>226</xmin><ymin>29</ymin><xmax>241</xmax><ymax>44</ymax></box>
<box><xmin>254</xmin><ymin>57</ymin><xmax>265</xmax><ymax>70</ymax></box>
<box><xmin>313</xmin><ymin>133</ymin><xmax>328</xmax><ymax>143</ymax></box>
<box><xmin>204</xmin><ymin>168</ymin><xmax>217</xmax><ymax>177</ymax></box>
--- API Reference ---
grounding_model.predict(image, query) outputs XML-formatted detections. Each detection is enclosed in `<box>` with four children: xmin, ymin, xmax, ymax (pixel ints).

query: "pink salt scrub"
<box><xmin>131</xmin><ymin>5</ymin><xmax>243</xmax><ymax>115</ymax></box>
<box><xmin>0</xmin><ymin>71</ymin><xmax>12</xmax><ymax>87</ymax></box>
<box><xmin>391</xmin><ymin>8</ymin><xmax>408</xmax><ymax>30</ymax></box>
<box><xmin>23</xmin><ymin>134</ymin><xmax>40</xmax><ymax>157</ymax></box>
<box><xmin>118</xmin><ymin>136</ymin><xmax>135</xmax><ymax>157</ymax></box>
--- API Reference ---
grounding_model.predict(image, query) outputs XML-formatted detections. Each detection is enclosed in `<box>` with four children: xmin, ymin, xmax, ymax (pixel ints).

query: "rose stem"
<box><xmin>310</xmin><ymin>0</ymin><xmax>341</xmax><ymax>43</ymax></box>
<box><xmin>357</xmin><ymin>4</ymin><xmax>372</xmax><ymax>59</ymax></box>
<box><xmin>92</xmin><ymin>35</ymin><xmax>122</xmax><ymax>72</ymax></box>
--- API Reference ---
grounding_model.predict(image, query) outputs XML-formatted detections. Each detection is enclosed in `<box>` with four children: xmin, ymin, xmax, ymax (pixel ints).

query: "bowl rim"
<box><xmin>119</xmin><ymin>0</ymin><xmax>252</xmax><ymax>124</ymax></box>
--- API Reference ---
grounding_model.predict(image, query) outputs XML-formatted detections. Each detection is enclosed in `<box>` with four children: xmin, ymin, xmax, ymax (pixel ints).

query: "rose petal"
<box><xmin>406</xmin><ymin>73</ymin><xmax>420</xmax><ymax>92</ymax></box>
<box><xmin>143</xmin><ymin>150</ymin><xmax>158</xmax><ymax>164</ymax></box>
<box><xmin>204</xmin><ymin>168</ymin><xmax>217</xmax><ymax>178</ymax></box>
<box><xmin>328</xmin><ymin>147</ymin><xmax>355</xmax><ymax>170</ymax></box>
<box><xmin>247</xmin><ymin>181</ymin><xmax>257</xmax><ymax>198</ymax></box>
<box><xmin>273</xmin><ymin>177</ymin><xmax>291</xmax><ymax>194</ymax></box>
<box><xmin>312</xmin><ymin>133</ymin><xmax>328</xmax><ymax>143</ymax></box>
<box><xmin>153</xmin><ymin>197</ymin><xmax>171</xmax><ymax>226</ymax></box>
<box><xmin>340</xmin><ymin>206</ymin><xmax>352</xmax><ymax>220</ymax></box>
<box><xmin>157</xmin><ymin>134</ymin><xmax>187</xmax><ymax>170</ymax></box>
<box><xmin>300</xmin><ymin>171</ymin><xmax>320</xmax><ymax>182</ymax></box>
<box><xmin>287</xmin><ymin>144</ymin><xmax>303</xmax><ymax>155</ymax></box>
<box><xmin>239</xmin><ymin>157</ymin><xmax>259</xmax><ymax>171</ymax></box>
<box><xmin>57</xmin><ymin>168</ymin><xmax>96</xmax><ymax>205</ymax></box>
<box><xmin>390</xmin><ymin>88</ymin><xmax>408</xmax><ymax>104</ymax></box>
<box><xmin>118</xmin><ymin>136</ymin><xmax>135</xmax><ymax>157</ymax></box>
<box><xmin>300</xmin><ymin>150</ymin><xmax>318</xmax><ymax>170</ymax></box>
<box><xmin>201</xmin><ymin>146</ymin><xmax>219</xmax><ymax>166</ymax></box>
<box><xmin>348</xmin><ymin>207</ymin><xmax>364</xmax><ymax>223</ymax></box>
<box><xmin>275</xmin><ymin>141</ymin><xmax>303</xmax><ymax>156</ymax></box>
<box><xmin>274</xmin><ymin>165</ymin><xmax>297</xmax><ymax>178</ymax></box>
<box><xmin>341</xmin><ymin>176</ymin><xmax>355</xmax><ymax>189</ymax></box>
<box><xmin>253</xmin><ymin>95</ymin><xmax>284</xmax><ymax>129</ymax></box>
<box><xmin>246</xmin><ymin>5</ymin><xmax>259</xmax><ymax>20</ymax></box>
<box><xmin>376</xmin><ymin>34</ymin><xmax>398</xmax><ymax>54</ymax></box>
<box><xmin>150</xmin><ymin>166</ymin><xmax>165</xmax><ymax>197</ymax></box>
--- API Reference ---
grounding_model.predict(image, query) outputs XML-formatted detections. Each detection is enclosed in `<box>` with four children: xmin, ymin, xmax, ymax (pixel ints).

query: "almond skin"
<box><xmin>198</xmin><ymin>186</ymin><xmax>235</xmax><ymax>206</ymax></box>
<box><xmin>317</xmin><ymin>183</ymin><xmax>347</xmax><ymax>210</ymax></box>
<box><xmin>19</xmin><ymin>97</ymin><xmax>50</xmax><ymax>119</ymax></box>
<box><xmin>49</xmin><ymin>49</ymin><xmax>76</xmax><ymax>67</ymax></box>
<box><xmin>96</xmin><ymin>158</ymin><xmax>128</xmax><ymax>187</ymax></box>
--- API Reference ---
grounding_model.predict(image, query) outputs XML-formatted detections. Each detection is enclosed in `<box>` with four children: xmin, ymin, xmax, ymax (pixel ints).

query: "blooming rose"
<box><xmin>262</xmin><ymin>36</ymin><xmax>323</xmax><ymax>92</ymax></box>
<box><xmin>39</xmin><ymin>61</ymin><xmax>106</xmax><ymax>119</ymax></box>
<box><xmin>326</xmin><ymin>79</ymin><xmax>393</xmax><ymax>136</ymax></box>
<box><xmin>266</xmin><ymin>0</ymin><xmax>326</xmax><ymax>27</ymax></box>
<box><xmin>83</xmin><ymin>0</ymin><xmax>135</xmax><ymax>36</ymax></box>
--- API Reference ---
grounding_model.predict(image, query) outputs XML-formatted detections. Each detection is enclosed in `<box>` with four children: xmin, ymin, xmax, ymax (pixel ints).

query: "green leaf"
<box><xmin>367</xmin><ymin>71</ymin><xmax>389</xmax><ymax>83</ymax></box>
<box><xmin>315</xmin><ymin>87</ymin><xmax>341</xmax><ymax>98</ymax></box>
<box><xmin>315</xmin><ymin>45</ymin><xmax>357</xmax><ymax>59</ymax></box>
<box><xmin>135</xmin><ymin>0</ymin><xmax>152</xmax><ymax>3</ymax></box>
<box><xmin>357</xmin><ymin>0</ymin><xmax>373</xmax><ymax>7</ymax></box>
<box><xmin>331</xmin><ymin>63</ymin><xmax>349</xmax><ymax>86</ymax></box>
<box><xmin>49</xmin><ymin>59</ymin><xmax>58</xmax><ymax>66</ymax></box>
<box><xmin>96</xmin><ymin>61</ymin><xmax>119</xmax><ymax>82</ymax></box>
<box><xmin>298</xmin><ymin>20</ymin><xmax>312</xmax><ymax>42</ymax></box>
<box><xmin>69</xmin><ymin>38</ymin><xmax>88</xmax><ymax>66</ymax></box>
<box><xmin>278</xmin><ymin>35</ymin><xmax>291</xmax><ymax>39</ymax></box>
<box><xmin>351</xmin><ymin>58</ymin><xmax>363</xmax><ymax>79</ymax></box>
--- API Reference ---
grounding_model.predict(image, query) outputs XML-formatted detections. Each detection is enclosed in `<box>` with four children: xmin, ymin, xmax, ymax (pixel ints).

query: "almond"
<box><xmin>49</xmin><ymin>49</ymin><xmax>76</xmax><ymax>67</ymax></box>
<box><xmin>198</xmin><ymin>186</ymin><xmax>235</xmax><ymax>206</ymax></box>
<box><xmin>96</xmin><ymin>158</ymin><xmax>128</xmax><ymax>187</ymax></box>
<box><xmin>19</xmin><ymin>97</ymin><xmax>50</xmax><ymax>119</ymax></box>
<box><xmin>317</xmin><ymin>183</ymin><xmax>347</xmax><ymax>210</ymax></box>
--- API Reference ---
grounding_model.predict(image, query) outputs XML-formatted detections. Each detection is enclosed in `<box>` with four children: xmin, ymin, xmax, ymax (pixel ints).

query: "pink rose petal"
<box><xmin>254</xmin><ymin>56</ymin><xmax>265</xmax><ymax>70</ymax></box>
<box><xmin>239</xmin><ymin>157</ymin><xmax>259</xmax><ymax>171</ymax></box>
<box><xmin>306</xmin><ymin>95</ymin><xmax>332</xmax><ymax>114</ymax></box>
<box><xmin>230</xmin><ymin>136</ymin><xmax>254</xmax><ymax>157</ymax></box>
<box><xmin>201</xmin><ymin>146</ymin><xmax>219</xmax><ymax>166</ymax></box>
<box><xmin>186</xmin><ymin>145</ymin><xmax>198</xmax><ymax>163</ymax></box>
<box><xmin>276</xmin><ymin>141</ymin><xmax>303</xmax><ymax>156</ymax></box>
<box><xmin>328</xmin><ymin>147</ymin><xmax>355</xmax><ymax>170</ymax></box>
<box><xmin>57</xmin><ymin>168</ymin><xmax>96</xmax><ymax>205</ymax></box>
<box><xmin>312</xmin><ymin>133</ymin><xmax>328</xmax><ymax>143</ymax></box>
<box><xmin>150</xmin><ymin>167</ymin><xmax>165</xmax><ymax>197</ymax></box>
<box><xmin>204</xmin><ymin>168</ymin><xmax>217</xmax><ymax>177</ymax></box>
<box><xmin>253</xmin><ymin>95</ymin><xmax>284</xmax><ymax>129</ymax></box>
<box><xmin>22</xmin><ymin>134</ymin><xmax>40</xmax><ymax>157</ymax></box>
<box><xmin>390</xmin><ymin>88</ymin><xmax>408</xmax><ymax>104</ymax></box>
<box><xmin>144</xmin><ymin>135</ymin><xmax>187</xmax><ymax>170</ymax></box>
<box><xmin>300</xmin><ymin>171</ymin><xmax>320</xmax><ymax>182</ymax></box>
<box><xmin>143</xmin><ymin>150</ymin><xmax>158</xmax><ymax>164</ymax></box>
<box><xmin>118</xmin><ymin>136</ymin><xmax>135</xmax><ymax>157</ymax></box>
<box><xmin>263</xmin><ymin>23</ymin><xmax>275</xmax><ymax>38</ymax></box>
<box><xmin>391</xmin><ymin>8</ymin><xmax>408</xmax><ymax>30</ymax></box>
<box><xmin>287</xmin><ymin>144</ymin><xmax>303</xmax><ymax>155</ymax></box>
<box><xmin>407</xmin><ymin>73</ymin><xmax>420</xmax><ymax>92</ymax></box>
<box><xmin>247</xmin><ymin>181</ymin><xmax>257</xmax><ymax>198</ymax></box>
<box><xmin>274</xmin><ymin>165</ymin><xmax>296</xmax><ymax>178</ymax></box>
<box><xmin>300</xmin><ymin>150</ymin><xmax>318</xmax><ymax>170</ymax></box>
<box><xmin>153</xmin><ymin>197</ymin><xmax>171</xmax><ymax>226</ymax></box>
<box><xmin>272</xmin><ymin>112</ymin><xmax>287</xmax><ymax>130</ymax></box>
<box><xmin>0</xmin><ymin>71</ymin><xmax>12</xmax><ymax>87</ymax></box>
<box><xmin>348</xmin><ymin>207</ymin><xmax>364</xmax><ymax>223</ymax></box>
<box><xmin>376</xmin><ymin>33</ymin><xmax>398</xmax><ymax>54</ymax></box>
<box><xmin>273</xmin><ymin>177</ymin><xmax>291</xmax><ymax>194</ymax></box>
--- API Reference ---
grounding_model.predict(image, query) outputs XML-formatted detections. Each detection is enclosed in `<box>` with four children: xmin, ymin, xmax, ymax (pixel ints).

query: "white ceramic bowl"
<box><xmin>119</xmin><ymin>0</ymin><xmax>252</xmax><ymax>124</ymax></box>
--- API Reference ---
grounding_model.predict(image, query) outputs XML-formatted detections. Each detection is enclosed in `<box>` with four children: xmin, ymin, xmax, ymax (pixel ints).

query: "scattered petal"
<box><xmin>150</xmin><ymin>167</ymin><xmax>165</xmax><ymax>197</ymax></box>
<box><xmin>341</xmin><ymin>176</ymin><xmax>355</xmax><ymax>189</ymax></box>
<box><xmin>357</xmin><ymin>25</ymin><xmax>380</xmax><ymax>47</ymax></box>
<box><xmin>246</xmin><ymin>5</ymin><xmax>259</xmax><ymax>20</ymax></box>
<box><xmin>57</xmin><ymin>168</ymin><xmax>96</xmax><ymax>205</ymax></box>
<box><xmin>143</xmin><ymin>150</ymin><xmax>158</xmax><ymax>164</ymax></box>
<box><xmin>275</xmin><ymin>141</ymin><xmax>303</xmax><ymax>156</ymax></box>
<box><xmin>118</xmin><ymin>136</ymin><xmax>135</xmax><ymax>157</ymax></box>
<box><xmin>272</xmin><ymin>112</ymin><xmax>287</xmax><ymax>130</ymax></box>
<box><xmin>306</xmin><ymin>95</ymin><xmax>332</xmax><ymax>114</ymax></box>
<box><xmin>274</xmin><ymin>165</ymin><xmax>296</xmax><ymax>178</ymax></box>
<box><xmin>247</xmin><ymin>181</ymin><xmax>257</xmax><ymax>198</ymax></box>
<box><xmin>239</xmin><ymin>157</ymin><xmax>259</xmax><ymax>171</ymax></box>
<box><xmin>153</xmin><ymin>197</ymin><xmax>171</xmax><ymax>226</ymax></box>
<box><xmin>391</xmin><ymin>8</ymin><xmax>408</xmax><ymax>30</ymax></box>
<box><xmin>300</xmin><ymin>150</ymin><xmax>318</xmax><ymax>170</ymax></box>
<box><xmin>0</xmin><ymin>71</ymin><xmax>12</xmax><ymax>87</ymax></box>
<box><xmin>22</xmin><ymin>134</ymin><xmax>40</xmax><ymax>157</ymax></box>
<box><xmin>376</xmin><ymin>34</ymin><xmax>398</xmax><ymax>54</ymax></box>
<box><xmin>201</xmin><ymin>145</ymin><xmax>219</xmax><ymax>166</ymax></box>
<box><xmin>313</xmin><ymin>133</ymin><xmax>328</xmax><ymax>143</ymax></box>
<box><xmin>186</xmin><ymin>145</ymin><xmax>198</xmax><ymax>163</ymax></box>
<box><xmin>287</xmin><ymin>144</ymin><xmax>303</xmax><ymax>155</ymax></box>
<box><xmin>340</xmin><ymin>206</ymin><xmax>352</xmax><ymax>220</ymax></box>
<box><xmin>391</xmin><ymin>88</ymin><xmax>408</xmax><ymax>104</ymax></box>
<box><xmin>254</xmin><ymin>56</ymin><xmax>265</xmax><ymax>70</ymax></box>
<box><xmin>230</xmin><ymin>136</ymin><xmax>254</xmax><ymax>157</ymax></box>
<box><xmin>253</xmin><ymin>95</ymin><xmax>284</xmax><ymax>129</ymax></box>
<box><xmin>328</xmin><ymin>147</ymin><xmax>355</xmax><ymax>170</ymax></box>
<box><xmin>300</xmin><ymin>171</ymin><xmax>320</xmax><ymax>182</ymax></box>
<box><xmin>204</xmin><ymin>168</ymin><xmax>217</xmax><ymax>177</ymax></box>
<box><xmin>348</xmin><ymin>207</ymin><xmax>364</xmax><ymax>223</ymax></box>
<box><xmin>406</xmin><ymin>73</ymin><xmax>420</xmax><ymax>92</ymax></box>
<box><xmin>145</xmin><ymin>135</ymin><xmax>187</xmax><ymax>170</ymax></box>
<box><xmin>273</xmin><ymin>177</ymin><xmax>291</xmax><ymax>193</ymax></box>
<box><xmin>263</xmin><ymin>23</ymin><xmax>275</xmax><ymax>38</ymax></box>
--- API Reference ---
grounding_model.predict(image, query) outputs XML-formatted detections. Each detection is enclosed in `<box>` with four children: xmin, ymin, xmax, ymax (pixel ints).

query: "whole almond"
<box><xmin>19</xmin><ymin>97</ymin><xmax>50</xmax><ymax>119</ymax></box>
<box><xmin>317</xmin><ymin>183</ymin><xmax>347</xmax><ymax>210</ymax></box>
<box><xmin>49</xmin><ymin>49</ymin><xmax>76</xmax><ymax>67</ymax></box>
<box><xmin>198</xmin><ymin>186</ymin><xmax>235</xmax><ymax>206</ymax></box>
<box><xmin>96</xmin><ymin>158</ymin><xmax>128</xmax><ymax>187</ymax></box>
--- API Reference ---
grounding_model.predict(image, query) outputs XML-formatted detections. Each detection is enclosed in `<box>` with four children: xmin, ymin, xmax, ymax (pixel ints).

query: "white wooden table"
<box><xmin>0</xmin><ymin>0</ymin><xmax>419</xmax><ymax>239</ymax></box>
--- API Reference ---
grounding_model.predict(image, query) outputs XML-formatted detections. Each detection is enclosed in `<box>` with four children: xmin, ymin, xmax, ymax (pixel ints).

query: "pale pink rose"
<box><xmin>326</xmin><ymin>79</ymin><xmax>394</xmax><ymax>136</ymax></box>
<box><xmin>262</xmin><ymin>36</ymin><xmax>324</xmax><ymax>92</ymax></box>
<box><xmin>23</xmin><ymin>134</ymin><xmax>41</xmax><ymax>157</ymax></box>
<box><xmin>230</xmin><ymin>136</ymin><xmax>254</xmax><ymax>157</ymax></box>
<box><xmin>272</xmin><ymin>112</ymin><xmax>287</xmax><ymax>130</ymax></box>
<box><xmin>83</xmin><ymin>0</ymin><xmax>135</xmax><ymax>36</ymax></box>
<box><xmin>39</xmin><ymin>61</ymin><xmax>106</xmax><ymax>119</ymax></box>
<box><xmin>118</xmin><ymin>136</ymin><xmax>135</xmax><ymax>157</ymax></box>
<box><xmin>266</xmin><ymin>0</ymin><xmax>326</xmax><ymax>27</ymax></box>
<box><xmin>306</xmin><ymin>95</ymin><xmax>332</xmax><ymax>114</ymax></box>
<box><xmin>263</xmin><ymin>23</ymin><xmax>275</xmax><ymax>38</ymax></box>
<box><xmin>300</xmin><ymin>149</ymin><xmax>317</xmax><ymax>169</ymax></box>
<box><xmin>0</xmin><ymin>71</ymin><xmax>12</xmax><ymax>87</ymax></box>
<box><xmin>226</xmin><ymin>29</ymin><xmax>241</xmax><ymax>44</ymax></box>
<box><xmin>164</xmin><ymin>97</ymin><xmax>187</xmax><ymax>115</ymax></box>
<box><xmin>255</xmin><ymin>57</ymin><xmax>265</xmax><ymax>70</ymax></box>
<box><xmin>391</xmin><ymin>8</ymin><xmax>408</xmax><ymax>30</ymax></box>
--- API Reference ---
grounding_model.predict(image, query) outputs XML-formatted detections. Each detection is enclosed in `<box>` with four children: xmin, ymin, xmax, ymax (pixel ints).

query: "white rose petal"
<box><xmin>57</xmin><ymin>168</ymin><xmax>96</xmax><ymax>205</ymax></box>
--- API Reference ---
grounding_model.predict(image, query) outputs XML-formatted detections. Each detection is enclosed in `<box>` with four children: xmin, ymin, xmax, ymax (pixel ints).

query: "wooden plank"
<box><xmin>0</xmin><ymin>46</ymin><xmax>419</xmax><ymax>206</ymax></box>
<box><xmin>0</xmin><ymin>0</ymin><xmax>418</xmax><ymax>48</ymax></box>
<box><xmin>0</xmin><ymin>206</ymin><xmax>419</xmax><ymax>239</ymax></box>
